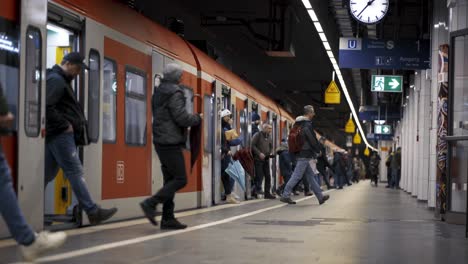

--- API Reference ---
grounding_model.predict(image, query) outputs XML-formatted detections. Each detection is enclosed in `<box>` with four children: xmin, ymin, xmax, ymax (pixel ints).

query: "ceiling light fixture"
<box><xmin>314</xmin><ymin>22</ymin><xmax>323</xmax><ymax>32</ymax></box>
<box><xmin>307</xmin><ymin>9</ymin><xmax>318</xmax><ymax>21</ymax></box>
<box><xmin>300</xmin><ymin>0</ymin><xmax>378</xmax><ymax>151</ymax></box>
<box><xmin>318</xmin><ymin>32</ymin><xmax>327</xmax><ymax>41</ymax></box>
<box><xmin>301</xmin><ymin>0</ymin><xmax>312</xmax><ymax>9</ymax></box>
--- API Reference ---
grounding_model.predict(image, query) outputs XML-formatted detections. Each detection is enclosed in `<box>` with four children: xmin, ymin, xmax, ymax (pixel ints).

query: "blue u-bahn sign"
<box><xmin>339</xmin><ymin>38</ymin><xmax>430</xmax><ymax>70</ymax></box>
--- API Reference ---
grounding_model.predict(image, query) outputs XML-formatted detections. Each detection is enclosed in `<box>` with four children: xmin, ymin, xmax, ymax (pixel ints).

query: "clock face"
<box><xmin>349</xmin><ymin>0</ymin><xmax>389</xmax><ymax>25</ymax></box>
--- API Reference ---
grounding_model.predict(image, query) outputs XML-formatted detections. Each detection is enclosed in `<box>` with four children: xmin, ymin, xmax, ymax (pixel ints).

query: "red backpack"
<box><xmin>288</xmin><ymin>123</ymin><xmax>304</xmax><ymax>153</ymax></box>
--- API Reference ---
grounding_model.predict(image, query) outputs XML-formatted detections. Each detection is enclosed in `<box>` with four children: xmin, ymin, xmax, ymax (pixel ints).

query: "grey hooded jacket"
<box><xmin>152</xmin><ymin>64</ymin><xmax>201</xmax><ymax>146</ymax></box>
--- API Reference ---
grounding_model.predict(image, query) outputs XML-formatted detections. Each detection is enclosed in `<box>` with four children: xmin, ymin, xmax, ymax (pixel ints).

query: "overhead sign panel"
<box><xmin>358</xmin><ymin>105</ymin><xmax>401</xmax><ymax>121</ymax></box>
<box><xmin>367</xmin><ymin>133</ymin><xmax>394</xmax><ymax>141</ymax></box>
<box><xmin>375</xmin><ymin>125</ymin><xmax>392</xmax><ymax>135</ymax></box>
<box><xmin>339</xmin><ymin>38</ymin><xmax>430</xmax><ymax>70</ymax></box>
<box><xmin>371</xmin><ymin>75</ymin><xmax>403</xmax><ymax>92</ymax></box>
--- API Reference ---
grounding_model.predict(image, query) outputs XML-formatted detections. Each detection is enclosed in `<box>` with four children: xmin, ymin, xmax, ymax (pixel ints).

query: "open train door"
<box><xmin>211</xmin><ymin>80</ymin><xmax>222</xmax><ymax>205</ymax></box>
<box><xmin>17</xmin><ymin>0</ymin><xmax>48</xmax><ymax>231</ymax></box>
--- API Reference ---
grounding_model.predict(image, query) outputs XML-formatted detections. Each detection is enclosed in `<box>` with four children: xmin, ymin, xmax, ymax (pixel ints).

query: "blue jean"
<box><xmin>0</xmin><ymin>149</ymin><xmax>35</xmax><ymax>245</ymax></box>
<box><xmin>282</xmin><ymin>158</ymin><xmax>323</xmax><ymax>201</ymax></box>
<box><xmin>314</xmin><ymin>174</ymin><xmax>322</xmax><ymax>187</ymax></box>
<box><xmin>391</xmin><ymin>169</ymin><xmax>400</xmax><ymax>188</ymax></box>
<box><xmin>45</xmin><ymin>132</ymin><xmax>97</xmax><ymax>213</ymax></box>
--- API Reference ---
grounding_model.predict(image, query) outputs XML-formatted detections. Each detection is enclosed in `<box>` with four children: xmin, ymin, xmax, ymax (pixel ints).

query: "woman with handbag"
<box><xmin>221</xmin><ymin>109</ymin><xmax>242</xmax><ymax>204</ymax></box>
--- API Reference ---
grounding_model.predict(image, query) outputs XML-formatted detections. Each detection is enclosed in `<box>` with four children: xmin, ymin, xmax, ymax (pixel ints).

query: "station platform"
<box><xmin>1</xmin><ymin>181</ymin><xmax>467</xmax><ymax>264</ymax></box>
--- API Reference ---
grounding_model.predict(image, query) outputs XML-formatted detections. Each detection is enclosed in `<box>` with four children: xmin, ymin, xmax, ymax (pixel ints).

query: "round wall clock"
<box><xmin>349</xmin><ymin>0</ymin><xmax>389</xmax><ymax>25</ymax></box>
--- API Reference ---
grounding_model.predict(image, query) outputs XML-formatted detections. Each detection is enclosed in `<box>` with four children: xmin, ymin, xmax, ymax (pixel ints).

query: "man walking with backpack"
<box><xmin>280</xmin><ymin>105</ymin><xmax>330</xmax><ymax>205</ymax></box>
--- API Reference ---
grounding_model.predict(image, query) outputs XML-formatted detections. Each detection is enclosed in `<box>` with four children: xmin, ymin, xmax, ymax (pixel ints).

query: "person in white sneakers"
<box><xmin>0</xmin><ymin>83</ymin><xmax>66</xmax><ymax>261</ymax></box>
<box><xmin>220</xmin><ymin>109</ymin><xmax>242</xmax><ymax>204</ymax></box>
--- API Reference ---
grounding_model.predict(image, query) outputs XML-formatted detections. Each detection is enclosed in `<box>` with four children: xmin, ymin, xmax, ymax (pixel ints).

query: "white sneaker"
<box><xmin>21</xmin><ymin>231</ymin><xmax>67</xmax><ymax>261</ymax></box>
<box><xmin>232</xmin><ymin>193</ymin><xmax>240</xmax><ymax>200</ymax></box>
<box><xmin>226</xmin><ymin>194</ymin><xmax>240</xmax><ymax>204</ymax></box>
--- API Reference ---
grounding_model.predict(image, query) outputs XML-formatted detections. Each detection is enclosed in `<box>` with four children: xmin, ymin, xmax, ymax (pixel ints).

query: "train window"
<box><xmin>125</xmin><ymin>67</ymin><xmax>146</xmax><ymax>146</ymax></box>
<box><xmin>181</xmin><ymin>85</ymin><xmax>193</xmax><ymax>150</ymax></box>
<box><xmin>204</xmin><ymin>95</ymin><xmax>213</xmax><ymax>152</ymax></box>
<box><xmin>87</xmin><ymin>49</ymin><xmax>100</xmax><ymax>143</ymax></box>
<box><xmin>240</xmin><ymin>109</ymin><xmax>247</xmax><ymax>148</ymax></box>
<box><xmin>231</xmin><ymin>104</ymin><xmax>236</xmax><ymax>129</ymax></box>
<box><xmin>103</xmin><ymin>58</ymin><xmax>117</xmax><ymax>143</ymax></box>
<box><xmin>24</xmin><ymin>26</ymin><xmax>42</xmax><ymax>137</ymax></box>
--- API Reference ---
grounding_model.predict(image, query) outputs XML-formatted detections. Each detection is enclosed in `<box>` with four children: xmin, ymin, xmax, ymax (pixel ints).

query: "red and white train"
<box><xmin>0</xmin><ymin>0</ymin><xmax>342</xmax><ymax>237</ymax></box>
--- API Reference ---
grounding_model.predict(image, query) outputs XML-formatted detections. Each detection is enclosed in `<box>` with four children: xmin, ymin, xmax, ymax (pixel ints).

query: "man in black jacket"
<box><xmin>251</xmin><ymin>123</ymin><xmax>275</xmax><ymax>199</ymax></box>
<box><xmin>317</xmin><ymin>137</ymin><xmax>334</xmax><ymax>189</ymax></box>
<box><xmin>280</xmin><ymin>105</ymin><xmax>330</xmax><ymax>205</ymax></box>
<box><xmin>140</xmin><ymin>63</ymin><xmax>202</xmax><ymax>229</ymax></box>
<box><xmin>45</xmin><ymin>52</ymin><xmax>117</xmax><ymax>225</ymax></box>
<box><xmin>0</xmin><ymin>83</ymin><xmax>66</xmax><ymax>261</ymax></box>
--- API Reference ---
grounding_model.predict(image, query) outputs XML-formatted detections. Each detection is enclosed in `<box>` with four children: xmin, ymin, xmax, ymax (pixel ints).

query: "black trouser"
<box><xmin>301</xmin><ymin>174</ymin><xmax>310</xmax><ymax>193</ymax></box>
<box><xmin>386</xmin><ymin>167</ymin><xmax>392</xmax><ymax>186</ymax></box>
<box><xmin>318</xmin><ymin>168</ymin><xmax>332</xmax><ymax>187</ymax></box>
<box><xmin>221</xmin><ymin>156</ymin><xmax>234</xmax><ymax>195</ymax></box>
<box><xmin>254</xmin><ymin>160</ymin><xmax>271</xmax><ymax>195</ymax></box>
<box><xmin>146</xmin><ymin>144</ymin><xmax>187</xmax><ymax>220</ymax></box>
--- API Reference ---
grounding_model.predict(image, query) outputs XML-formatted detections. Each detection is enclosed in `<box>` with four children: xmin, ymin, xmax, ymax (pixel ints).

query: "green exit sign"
<box><xmin>375</xmin><ymin>125</ymin><xmax>392</xmax><ymax>135</ymax></box>
<box><xmin>371</xmin><ymin>75</ymin><xmax>403</xmax><ymax>93</ymax></box>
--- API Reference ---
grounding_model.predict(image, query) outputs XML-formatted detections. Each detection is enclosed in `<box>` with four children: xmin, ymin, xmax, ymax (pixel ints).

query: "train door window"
<box><xmin>163</xmin><ymin>56</ymin><xmax>175</xmax><ymax>66</ymax></box>
<box><xmin>231</xmin><ymin>104</ymin><xmax>236</xmax><ymax>129</ymax></box>
<box><xmin>24</xmin><ymin>26</ymin><xmax>42</xmax><ymax>137</ymax></box>
<box><xmin>125</xmin><ymin>67</ymin><xmax>146</xmax><ymax>146</ymax></box>
<box><xmin>282</xmin><ymin>122</ymin><xmax>288</xmax><ymax>141</ymax></box>
<box><xmin>240</xmin><ymin>109</ymin><xmax>248</xmax><ymax>147</ymax></box>
<box><xmin>87</xmin><ymin>49</ymin><xmax>100</xmax><ymax>142</ymax></box>
<box><xmin>103</xmin><ymin>58</ymin><xmax>117</xmax><ymax>143</ymax></box>
<box><xmin>204</xmin><ymin>95</ymin><xmax>213</xmax><ymax>152</ymax></box>
<box><xmin>182</xmin><ymin>85</ymin><xmax>193</xmax><ymax>149</ymax></box>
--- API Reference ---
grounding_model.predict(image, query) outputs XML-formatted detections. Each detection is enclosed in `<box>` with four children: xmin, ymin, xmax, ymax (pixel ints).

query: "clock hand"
<box><xmin>357</xmin><ymin>0</ymin><xmax>376</xmax><ymax>18</ymax></box>
<box><xmin>357</xmin><ymin>5</ymin><xmax>369</xmax><ymax>17</ymax></box>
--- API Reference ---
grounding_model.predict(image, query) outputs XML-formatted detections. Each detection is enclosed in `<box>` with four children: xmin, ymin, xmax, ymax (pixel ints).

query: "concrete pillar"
<box><xmin>414</xmin><ymin>74</ymin><xmax>422</xmax><ymax>197</ymax></box>
<box><xmin>403</xmin><ymin>101</ymin><xmax>410</xmax><ymax>191</ymax></box>
<box><xmin>401</xmin><ymin>112</ymin><xmax>407</xmax><ymax>190</ymax></box>
<box><xmin>408</xmin><ymin>89</ymin><xmax>416</xmax><ymax>195</ymax></box>
<box><xmin>406</xmin><ymin>88</ymin><xmax>412</xmax><ymax>193</ymax></box>
<box><xmin>420</xmin><ymin>70</ymin><xmax>431</xmax><ymax>201</ymax></box>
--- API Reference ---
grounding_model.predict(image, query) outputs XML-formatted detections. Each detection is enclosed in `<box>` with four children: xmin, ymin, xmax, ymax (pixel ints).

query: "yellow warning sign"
<box><xmin>353</xmin><ymin>131</ymin><xmax>362</xmax><ymax>144</ymax></box>
<box><xmin>364</xmin><ymin>147</ymin><xmax>370</xmax><ymax>156</ymax></box>
<box><xmin>345</xmin><ymin>118</ymin><xmax>355</xmax><ymax>133</ymax></box>
<box><xmin>324</xmin><ymin>80</ymin><xmax>341</xmax><ymax>104</ymax></box>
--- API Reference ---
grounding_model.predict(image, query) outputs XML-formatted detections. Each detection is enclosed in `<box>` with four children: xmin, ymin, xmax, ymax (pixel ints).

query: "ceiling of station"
<box><xmin>129</xmin><ymin>0</ymin><xmax>431</xmax><ymax>148</ymax></box>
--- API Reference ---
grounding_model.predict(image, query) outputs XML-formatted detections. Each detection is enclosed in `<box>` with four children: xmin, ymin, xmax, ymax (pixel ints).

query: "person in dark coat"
<box><xmin>275</xmin><ymin>140</ymin><xmax>293</xmax><ymax>195</ymax></box>
<box><xmin>251</xmin><ymin>123</ymin><xmax>275</xmax><ymax>199</ymax></box>
<box><xmin>333</xmin><ymin>151</ymin><xmax>346</xmax><ymax>189</ymax></box>
<box><xmin>45</xmin><ymin>52</ymin><xmax>117</xmax><ymax>225</ymax></box>
<box><xmin>344</xmin><ymin>152</ymin><xmax>353</xmax><ymax>186</ymax></box>
<box><xmin>385</xmin><ymin>147</ymin><xmax>393</xmax><ymax>188</ymax></box>
<box><xmin>317</xmin><ymin>137</ymin><xmax>334</xmax><ymax>189</ymax></box>
<box><xmin>369</xmin><ymin>151</ymin><xmax>381</xmax><ymax>186</ymax></box>
<box><xmin>251</xmin><ymin>111</ymin><xmax>260</xmax><ymax>135</ymax></box>
<box><xmin>280</xmin><ymin>105</ymin><xmax>329</xmax><ymax>205</ymax></box>
<box><xmin>141</xmin><ymin>63</ymin><xmax>202</xmax><ymax>229</ymax></box>
<box><xmin>0</xmin><ymin>83</ymin><xmax>66</xmax><ymax>261</ymax></box>
<box><xmin>220</xmin><ymin>109</ymin><xmax>242</xmax><ymax>204</ymax></box>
